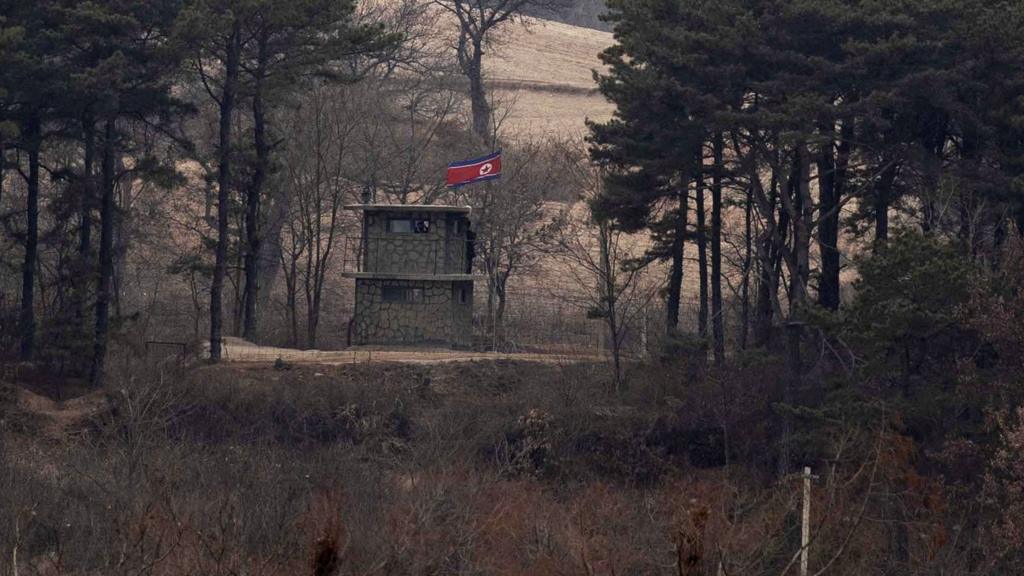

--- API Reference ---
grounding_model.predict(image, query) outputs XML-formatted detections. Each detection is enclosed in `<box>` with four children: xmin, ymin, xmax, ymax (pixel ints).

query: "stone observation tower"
<box><xmin>343</xmin><ymin>204</ymin><xmax>475</xmax><ymax>348</ymax></box>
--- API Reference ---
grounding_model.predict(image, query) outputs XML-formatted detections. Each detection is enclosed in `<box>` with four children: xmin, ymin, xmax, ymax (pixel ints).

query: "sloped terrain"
<box><xmin>492</xmin><ymin>18</ymin><xmax>614</xmax><ymax>137</ymax></box>
<box><xmin>448</xmin><ymin>13</ymin><xmax>616</xmax><ymax>137</ymax></box>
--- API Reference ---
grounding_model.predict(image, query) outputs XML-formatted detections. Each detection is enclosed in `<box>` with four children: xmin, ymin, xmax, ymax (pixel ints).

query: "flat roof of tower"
<box><xmin>342</xmin><ymin>272</ymin><xmax>480</xmax><ymax>281</ymax></box>
<box><xmin>344</xmin><ymin>204</ymin><xmax>472</xmax><ymax>214</ymax></box>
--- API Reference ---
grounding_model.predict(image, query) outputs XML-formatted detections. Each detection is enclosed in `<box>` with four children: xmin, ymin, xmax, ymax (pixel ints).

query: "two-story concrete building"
<box><xmin>343</xmin><ymin>204</ymin><xmax>475</xmax><ymax>348</ymax></box>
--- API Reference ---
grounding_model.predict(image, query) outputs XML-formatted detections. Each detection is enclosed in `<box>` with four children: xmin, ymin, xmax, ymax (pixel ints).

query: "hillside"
<box><xmin>527</xmin><ymin>0</ymin><xmax>611</xmax><ymax>31</ymax></box>
<box><xmin>491</xmin><ymin>18</ymin><xmax>614</xmax><ymax>137</ymax></box>
<box><xmin>468</xmin><ymin>16</ymin><xmax>615</xmax><ymax>138</ymax></box>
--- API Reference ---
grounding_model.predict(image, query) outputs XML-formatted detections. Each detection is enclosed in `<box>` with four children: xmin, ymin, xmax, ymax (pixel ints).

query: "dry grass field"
<box><xmin>486</xmin><ymin>17</ymin><xmax>615</xmax><ymax>137</ymax></box>
<box><xmin>420</xmin><ymin>6</ymin><xmax>615</xmax><ymax>138</ymax></box>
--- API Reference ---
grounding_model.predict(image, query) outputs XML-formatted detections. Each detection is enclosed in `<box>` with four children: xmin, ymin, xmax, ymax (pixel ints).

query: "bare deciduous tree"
<box><xmin>280</xmin><ymin>83</ymin><xmax>359</xmax><ymax>349</ymax></box>
<box><xmin>454</xmin><ymin>138</ymin><xmax>569</xmax><ymax>348</ymax></box>
<box><xmin>431</xmin><ymin>0</ymin><xmax>568</xmax><ymax>143</ymax></box>
<box><xmin>350</xmin><ymin>75</ymin><xmax>462</xmax><ymax>205</ymax></box>
<box><xmin>548</xmin><ymin>160</ymin><xmax>659</xmax><ymax>391</ymax></box>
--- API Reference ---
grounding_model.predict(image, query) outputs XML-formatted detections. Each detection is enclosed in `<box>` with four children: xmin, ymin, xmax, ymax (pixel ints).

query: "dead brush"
<box><xmin>674</xmin><ymin>505</ymin><xmax>709</xmax><ymax>576</ymax></box>
<box><xmin>311</xmin><ymin>536</ymin><xmax>339</xmax><ymax>576</ymax></box>
<box><xmin>301</xmin><ymin>490</ymin><xmax>346</xmax><ymax>576</ymax></box>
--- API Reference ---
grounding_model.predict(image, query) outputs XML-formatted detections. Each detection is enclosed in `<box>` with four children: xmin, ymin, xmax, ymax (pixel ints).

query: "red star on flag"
<box><xmin>446</xmin><ymin>151</ymin><xmax>502</xmax><ymax>188</ymax></box>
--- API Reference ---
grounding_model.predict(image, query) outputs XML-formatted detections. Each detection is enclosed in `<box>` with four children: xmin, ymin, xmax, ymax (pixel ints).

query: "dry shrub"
<box><xmin>982</xmin><ymin>407</ymin><xmax>1024</xmax><ymax>568</ymax></box>
<box><xmin>301</xmin><ymin>490</ymin><xmax>346</xmax><ymax>576</ymax></box>
<box><xmin>369</xmin><ymin>468</ymin><xmax>680</xmax><ymax>576</ymax></box>
<box><xmin>8</xmin><ymin>353</ymin><xmax>994</xmax><ymax>575</ymax></box>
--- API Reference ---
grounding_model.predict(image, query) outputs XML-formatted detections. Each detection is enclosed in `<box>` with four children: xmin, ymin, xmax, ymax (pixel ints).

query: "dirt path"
<box><xmin>16</xmin><ymin>388</ymin><xmax>109</xmax><ymax>440</ymax></box>
<box><xmin>208</xmin><ymin>337</ymin><xmax>607</xmax><ymax>366</ymax></box>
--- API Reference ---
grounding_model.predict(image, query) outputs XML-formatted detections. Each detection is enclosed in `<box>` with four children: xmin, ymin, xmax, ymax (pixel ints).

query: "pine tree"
<box><xmin>0</xmin><ymin>0</ymin><xmax>68</xmax><ymax>361</ymax></box>
<box><xmin>54</xmin><ymin>0</ymin><xmax>187</xmax><ymax>383</ymax></box>
<box><xmin>176</xmin><ymin>0</ymin><xmax>249</xmax><ymax>362</ymax></box>
<box><xmin>589</xmin><ymin>0</ymin><xmax>705</xmax><ymax>333</ymax></box>
<box><xmin>237</xmin><ymin>0</ymin><xmax>392</xmax><ymax>341</ymax></box>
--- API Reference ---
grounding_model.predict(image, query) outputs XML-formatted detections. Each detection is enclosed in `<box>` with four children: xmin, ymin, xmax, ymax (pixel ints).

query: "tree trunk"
<box><xmin>282</xmin><ymin>247</ymin><xmax>300</xmax><ymax>347</ymax></box>
<box><xmin>232</xmin><ymin>234</ymin><xmax>244</xmax><ymax>336</ymax></box>
<box><xmin>307</xmin><ymin>232</ymin><xmax>339</xmax><ymax>350</ymax></box>
<box><xmin>665</xmin><ymin>181</ymin><xmax>687</xmax><ymax>332</ymax></box>
<box><xmin>256</xmin><ymin>186</ymin><xmax>290</xmax><ymax>319</ymax></box>
<box><xmin>696</xmin><ymin>174</ymin><xmax>708</xmax><ymax>338</ymax></box>
<box><xmin>740</xmin><ymin>185</ymin><xmax>752</xmax><ymax>350</ymax></box>
<box><xmin>306</xmin><ymin>300</ymin><xmax>319</xmax><ymax>350</ymax></box>
<box><xmin>243</xmin><ymin>27</ymin><xmax>270</xmax><ymax>342</ymax></box>
<box><xmin>599</xmin><ymin>223</ymin><xmax>623</xmax><ymax>392</ymax></box>
<box><xmin>873</xmin><ymin>161</ymin><xmax>897</xmax><ymax>252</ymax></box>
<box><xmin>789</xmin><ymin>146</ymin><xmax>813</xmax><ymax>311</ymax></box>
<box><xmin>466</xmin><ymin>38</ymin><xmax>491</xmax><ymax>144</ymax></box>
<box><xmin>484</xmin><ymin>257</ymin><xmax>496</xmax><ymax>345</ymax></box>
<box><xmin>210</xmin><ymin>24</ymin><xmax>241</xmax><ymax>362</ymax></box>
<box><xmin>303</xmin><ymin>214</ymin><xmax>316</xmax><ymax>348</ymax></box>
<box><xmin>20</xmin><ymin>111</ymin><xmax>41</xmax><ymax>362</ymax></box>
<box><xmin>80</xmin><ymin>115</ymin><xmax>95</xmax><ymax>261</ymax></box>
<box><xmin>289</xmin><ymin>269</ymin><xmax>299</xmax><ymax>348</ymax></box>
<box><xmin>817</xmin><ymin>133</ymin><xmax>838</xmax><ymax>310</ymax></box>
<box><xmin>111</xmin><ymin>155</ymin><xmax>128</xmax><ymax>324</ymax></box>
<box><xmin>76</xmin><ymin>114</ymin><xmax>96</xmax><ymax>344</ymax></box>
<box><xmin>89</xmin><ymin>119</ymin><xmax>116</xmax><ymax>385</ymax></box>
<box><xmin>817</xmin><ymin>122</ymin><xmax>852</xmax><ymax>311</ymax></box>
<box><xmin>753</xmin><ymin>252</ymin><xmax>774</xmax><ymax>349</ymax></box>
<box><xmin>754</xmin><ymin>172</ymin><xmax>782</xmax><ymax>349</ymax></box>
<box><xmin>494</xmin><ymin>273</ymin><xmax>508</xmax><ymax>344</ymax></box>
<box><xmin>711</xmin><ymin>133</ymin><xmax>725</xmax><ymax>367</ymax></box>
<box><xmin>80</xmin><ymin>115</ymin><xmax>95</xmax><ymax>254</ymax></box>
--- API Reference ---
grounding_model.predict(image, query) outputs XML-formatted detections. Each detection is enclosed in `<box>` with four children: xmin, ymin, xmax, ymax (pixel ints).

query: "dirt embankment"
<box><xmin>207</xmin><ymin>337</ymin><xmax>609</xmax><ymax>366</ymax></box>
<box><xmin>5</xmin><ymin>386</ymin><xmax>108</xmax><ymax>441</ymax></box>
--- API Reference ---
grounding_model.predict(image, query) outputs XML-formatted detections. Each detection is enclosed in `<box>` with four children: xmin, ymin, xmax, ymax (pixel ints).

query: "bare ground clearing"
<box><xmin>206</xmin><ymin>336</ymin><xmax>609</xmax><ymax>366</ymax></box>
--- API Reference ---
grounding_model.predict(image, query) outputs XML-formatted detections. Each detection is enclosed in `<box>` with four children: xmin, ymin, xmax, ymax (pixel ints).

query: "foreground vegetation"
<box><xmin>3</xmin><ymin>231</ymin><xmax>1024</xmax><ymax>574</ymax></box>
<box><xmin>2</xmin><ymin>0</ymin><xmax>1024</xmax><ymax>574</ymax></box>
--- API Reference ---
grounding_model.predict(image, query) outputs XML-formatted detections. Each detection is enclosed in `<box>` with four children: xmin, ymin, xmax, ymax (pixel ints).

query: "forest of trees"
<box><xmin>3</xmin><ymin>0</ymin><xmax>1024</xmax><ymax>573</ymax></box>
<box><xmin>591</xmin><ymin>0</ymin><xmax>1024</xmax><ymax>356</ymax></box>
<box><xmin>0</xmin><ymin>0</ymin><xmax>589</xmax><ymax>381</ymax></box>
<box><xmin>583</xmin><ymin>0</ymin><xmax>1024</xmax><ymax>570</ymax></box>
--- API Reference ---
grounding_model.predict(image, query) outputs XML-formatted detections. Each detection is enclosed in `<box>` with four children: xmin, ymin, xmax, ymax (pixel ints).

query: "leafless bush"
<box><xmin>3</xmin><ymin>353</ymin><xmax>1007</xmax><ymax>575</ymax></box>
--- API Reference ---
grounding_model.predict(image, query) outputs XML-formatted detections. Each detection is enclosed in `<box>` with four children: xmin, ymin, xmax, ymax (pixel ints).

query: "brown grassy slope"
<box><xmin>451</xmin><ymin>14</ymin><xmax>615</xmax><ymax>138</ymax></box>
<box><xmin>494</xmin><ymin>23</ymin><xmax>614</xmax><ymax>137</ymax></box>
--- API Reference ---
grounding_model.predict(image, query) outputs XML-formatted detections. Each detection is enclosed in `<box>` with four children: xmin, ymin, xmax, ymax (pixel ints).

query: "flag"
<box><xmin>446</xmin><ymin>151</ymin><xmax>502</xmax><ymax>188</ymax></box>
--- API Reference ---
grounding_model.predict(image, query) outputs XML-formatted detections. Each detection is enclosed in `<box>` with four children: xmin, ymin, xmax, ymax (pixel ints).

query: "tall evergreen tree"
<box><xmin>53</xmin><ymin>0</ymin><xmax>188</xmax><ymax>383</ymax></box>
<box><xmin>589</xmin><ymin>0</ymin><xmax>706</xmax><ymax>334</ymax></box>
<box><xmin>237</xmin><ymin>0</ymin><xmax>392</xmax><ymax>341</ymax></box>
<box><xmin>0</xmin><ymin>0</ymin><xmax>68</xmax><ymax>361</ymax></box>
<box><xmin>177</xmin><ymin>0</ymin><xmax>248</xmax><ymax>362</ymax></box>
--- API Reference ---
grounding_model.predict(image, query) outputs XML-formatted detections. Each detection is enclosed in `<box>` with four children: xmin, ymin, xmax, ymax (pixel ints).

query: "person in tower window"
<box><xmin>465</xmin><ymin>228</ymin><xmax>476</xmax><ymax>274</ymax></box>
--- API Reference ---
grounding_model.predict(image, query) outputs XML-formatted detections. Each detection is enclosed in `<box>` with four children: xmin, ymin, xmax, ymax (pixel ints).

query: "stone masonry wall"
<box><xmin>452</xmin><ymin>281</ymin><xmax>473</xmax><ymax>344</ymax></box>
<box><xmin>362</xmin><ymin>211</ymin><xmax>469</xmax><ymax>275</ymax></box>
<box><xmin>354</xmin><ymin>279</ymin><xmax>473</xmax><ymax>347</ymax></box>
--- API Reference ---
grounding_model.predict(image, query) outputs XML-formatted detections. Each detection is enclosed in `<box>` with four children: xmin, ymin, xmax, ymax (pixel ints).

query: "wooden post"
<box><xmin>801</xmin><ymin>466</ymin><xmax>812</xmax><ymax>576</ymax></box>
<box><xmin>640</xmin><ymin>302</ymin><xmax>649</xmax><ymax>360</ymax></box>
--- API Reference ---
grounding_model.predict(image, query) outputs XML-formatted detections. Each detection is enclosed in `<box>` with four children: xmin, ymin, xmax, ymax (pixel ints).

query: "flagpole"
<box><xmin>485</xmin><ymin>178</ymin><xmax>497</xmax><ymax>352</ymax></box>
<box><xmin>445</xmin><ymin>149</ymin><xmax>502</xmax><ymax>350</ymax></box>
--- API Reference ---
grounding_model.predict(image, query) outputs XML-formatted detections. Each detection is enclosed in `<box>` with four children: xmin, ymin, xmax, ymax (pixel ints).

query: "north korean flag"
<box><xmin>446</xmin><ymin>151</ymin><xmax>502</xmax><ymax>188</ymax></box>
